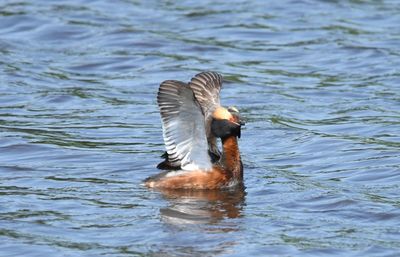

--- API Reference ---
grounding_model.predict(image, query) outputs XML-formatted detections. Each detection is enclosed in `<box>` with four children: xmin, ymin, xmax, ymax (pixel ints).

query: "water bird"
<box><xmin>145</xmin><ymin>71</ymin><xmax>244</xmax><ymax>189</ymax></box>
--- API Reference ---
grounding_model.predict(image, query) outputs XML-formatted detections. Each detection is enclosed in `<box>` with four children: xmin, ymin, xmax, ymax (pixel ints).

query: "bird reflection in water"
<box><xmin>157</xmin><ymin>184</ymin><xmax>246</xmax><ymax>226</ymax></box>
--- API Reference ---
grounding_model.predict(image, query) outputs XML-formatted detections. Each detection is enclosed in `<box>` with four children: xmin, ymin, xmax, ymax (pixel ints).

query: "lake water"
<box><xmin>1</xmin><ymin>0</ymin><xmax>400</xmax><ymax>256</ymax></box>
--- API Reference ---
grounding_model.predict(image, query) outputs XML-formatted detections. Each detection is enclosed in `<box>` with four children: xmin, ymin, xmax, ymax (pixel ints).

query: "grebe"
<box><xmin>145</xmin><ymin>71</ymin><xmax>244</xmax><ymax>189</ymax></box>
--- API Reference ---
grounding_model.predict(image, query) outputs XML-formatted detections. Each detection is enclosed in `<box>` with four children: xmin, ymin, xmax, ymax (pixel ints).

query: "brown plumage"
<box><xmin>145</xmin><ymin>72</ymin><xmax>244</xmax><ymax>190</ymax></box>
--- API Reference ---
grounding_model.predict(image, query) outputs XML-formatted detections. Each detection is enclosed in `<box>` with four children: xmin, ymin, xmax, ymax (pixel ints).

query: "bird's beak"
<box><xmin>237</xmin><ymin>114</ymin><xmax>245</xmax><ymax>126</ymax></box>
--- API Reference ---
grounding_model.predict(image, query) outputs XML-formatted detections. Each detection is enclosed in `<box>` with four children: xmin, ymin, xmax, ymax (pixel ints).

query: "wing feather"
<box><xmin>189</xmin><ymin>71</ymin><xmax>222</xmax><ymax>115</ymax></box>
<box><xmin>188</xmin><ymin>71</ymin><xmax>223</xmax><ymax>158</ymax></box>
<box><xmin>157</xmin><ymin>80</ymin><xmax>212</xmax><ymax>171</ymax></box>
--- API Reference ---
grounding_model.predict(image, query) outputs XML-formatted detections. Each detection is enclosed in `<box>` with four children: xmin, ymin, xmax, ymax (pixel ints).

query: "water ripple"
<box><xmin>1</xmin><ymin>0</ymin><xmax>400</xmax><ymax>256</ymax></box>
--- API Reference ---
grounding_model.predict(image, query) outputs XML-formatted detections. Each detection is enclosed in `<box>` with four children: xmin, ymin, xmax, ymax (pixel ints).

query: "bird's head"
<box><xmin>211</xmin><ymin>106</ymin><xmax>245</xmax><ymax>139</ymax></box>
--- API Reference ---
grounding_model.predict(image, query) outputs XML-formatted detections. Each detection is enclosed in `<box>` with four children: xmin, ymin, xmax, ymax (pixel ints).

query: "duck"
<box><xmin>145</xmin><ymin>71</ymin><xmax>244</xmax><ymax>190</ymax></box>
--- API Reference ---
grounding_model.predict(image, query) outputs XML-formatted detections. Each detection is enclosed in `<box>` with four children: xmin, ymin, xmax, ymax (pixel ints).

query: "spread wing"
<box><xmin>157</xmin><ymin>80</ymin><xmax>212</xmax><ymax>171</ymax></box>
<box><xmin>189</xmin><ymin>71</ymin><xmax>222</xmax><ymax>116</ymax></box>
<box><xmin>188</xmin><ymin>71</ymin><xmax>223</xmax><ymax>158</ymax></box>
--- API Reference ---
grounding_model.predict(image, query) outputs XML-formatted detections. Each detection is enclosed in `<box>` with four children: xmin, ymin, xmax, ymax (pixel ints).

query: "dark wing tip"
<box><xmin>157</xmin><ymin>80</ymin><xmax>185</xmax><ymax>104</ymax></box>
<box><xmin>194</xmin><ymin>71</ymin><xmax>222</xmax><ymax>80</ymax></box>
<box><xmin>192</xmin><ymin>71</ymin><xmax>223</xmax><ymax>89</ymax></box>
<box><xmin>189</xmin><ymin>71</ymin><xmax>222</xmax><ymax>105</ymax></box>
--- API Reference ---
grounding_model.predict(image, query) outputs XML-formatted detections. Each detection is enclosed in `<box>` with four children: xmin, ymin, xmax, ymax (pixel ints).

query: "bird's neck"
<box><xmin>221</xmin><ymin>136</ymin><xmax>243</xmax><ymax>180</ymax></box>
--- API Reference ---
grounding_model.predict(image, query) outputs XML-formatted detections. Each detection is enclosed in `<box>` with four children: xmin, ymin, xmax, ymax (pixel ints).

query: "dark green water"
<box><xmin>1</xmin><ymin>0</ymin><xmax>400</xmax><ymax>256</ymax></box>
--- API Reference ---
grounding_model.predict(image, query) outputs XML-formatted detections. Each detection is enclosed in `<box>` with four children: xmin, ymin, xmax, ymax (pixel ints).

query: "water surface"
<box><xmin>1</xmin><ymin>0</ymin><xmax>400</xmax><ymax>256</ymax></box>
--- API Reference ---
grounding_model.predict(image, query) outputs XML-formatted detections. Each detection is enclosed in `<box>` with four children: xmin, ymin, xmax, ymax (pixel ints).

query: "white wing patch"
<box><xmin>157</xmin><ymin>80</ymin><xmax>212</xmax><ymax>171</ymax></box>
